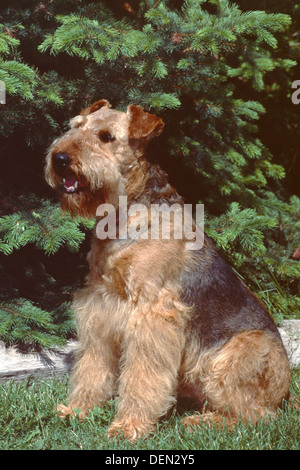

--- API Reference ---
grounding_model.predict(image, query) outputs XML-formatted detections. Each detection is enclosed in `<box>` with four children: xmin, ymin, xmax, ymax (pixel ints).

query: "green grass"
<box><xmin>0</xmin><ymin>371</ymin><xmax>299</xmax><ymax>451</ymax></box>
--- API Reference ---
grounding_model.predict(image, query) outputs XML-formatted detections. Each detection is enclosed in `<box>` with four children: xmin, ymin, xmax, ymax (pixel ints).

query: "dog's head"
<box><xmin>45</xmin><ymin>100</ymin><xmax>164</xmax><ymax>217</ymax></box>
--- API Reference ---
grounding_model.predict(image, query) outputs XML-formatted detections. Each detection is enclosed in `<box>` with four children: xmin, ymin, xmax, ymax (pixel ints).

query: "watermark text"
<box><xmin>96</xmin><ymin>196</ymin><xmax>204</xmax><ymax>251</ymax></box>
<box><xmin>291</xmin><ymin>80</ymin><xmax>300</xmax><ymax>105</ymax></box>
<box><xmin>0</xmin><ymin>80</ymin><xmax>6</xmax><ymax>104</ymax></box>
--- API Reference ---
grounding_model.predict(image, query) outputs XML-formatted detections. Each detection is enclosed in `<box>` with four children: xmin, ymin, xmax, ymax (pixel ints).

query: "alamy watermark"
<box><xmin>95</xmin><ymin>196</ymin><xmax>204</xmax><ymax>251</ymax></box>
<box><xmin>291</xmin><ymin>80</ymin><xmax>300</xmax><ymax>105</ymax></box>
<box><xmin>0</xmin><ymin>80</ymin><xmax>6</xmax><ymax>104</ymax></box>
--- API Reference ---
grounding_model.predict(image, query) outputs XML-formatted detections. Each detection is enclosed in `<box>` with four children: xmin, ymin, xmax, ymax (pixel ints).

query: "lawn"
<box><xmin>0</xmin><ymin>371</ymin><xmax>299</xmax><ymax>451</ymax></box>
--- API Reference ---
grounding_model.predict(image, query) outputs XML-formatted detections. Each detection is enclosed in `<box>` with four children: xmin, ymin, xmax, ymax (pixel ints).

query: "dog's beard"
<box><xmin>60</xmin><ymin>187</ymin><xmax>106</xmax><ymax>218</ymax></box>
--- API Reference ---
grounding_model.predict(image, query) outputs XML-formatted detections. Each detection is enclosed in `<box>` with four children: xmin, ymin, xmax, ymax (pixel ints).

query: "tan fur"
<box><xmin>46</xmin><ymin>100</ymin><xmax>292</xmax><ymax>440</ymax></box>
<box><xmin>180</xmin><ymin>330</ymin><xmax>290</xmax><ymax>428</ymax></box>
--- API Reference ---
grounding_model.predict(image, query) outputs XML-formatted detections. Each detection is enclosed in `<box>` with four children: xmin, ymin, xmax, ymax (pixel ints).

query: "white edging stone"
<box><xmin>278</xmin><ymin>320</ymin><xmax>300</xmax><ymax>369</ymax></box>
<box><xmin>0</xmin><ymin>321</ymin><xmax>299</xmax><ymax>382</ymax></box>
<box><xmin>0</xmin><ymin>340</ymin><xmax>77</xmax><ymax>382</ymax></box>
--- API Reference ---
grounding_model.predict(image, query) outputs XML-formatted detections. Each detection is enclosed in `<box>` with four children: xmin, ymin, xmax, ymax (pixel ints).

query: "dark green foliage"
<box><xmin>0</xmin><ymin>194</ymin><xmax>92</xmax><ymax>350</ymax></box>
<box><xmin>0</xmin><ymin>196</ymin><xmax>93</xmax><ymax>255</ymax></box>
<box><xmin>0</xmin><ymin>0</ymin><xmax>299</xmax><ymax>349</ymax></box>
<box><xmin>0</xmin><ymin>299</ymin><xmax>74</xmax><ymax>350</ymax></box>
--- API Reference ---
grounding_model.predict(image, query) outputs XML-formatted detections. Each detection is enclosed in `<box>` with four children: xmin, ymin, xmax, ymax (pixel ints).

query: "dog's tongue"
<box><xmin>63</xmin><ymin>175</ymin><xmax>80</xmax><ymax>193</ymax></box>
<box><xmin>64</xmin><ymin>175</ymin><xmax>77</xmax><ymax>189</ymax></box>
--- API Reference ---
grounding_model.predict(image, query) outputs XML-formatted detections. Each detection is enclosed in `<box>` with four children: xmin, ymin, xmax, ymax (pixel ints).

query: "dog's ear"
<box><xmin>127</xmin><ymin>105</ymin><xmax>164</xmax><ymax>141</ymax></box>
<box><xmin>81</xmin><ymin>99</ymin><xmax>111</xmax><ymax>116</ymax></box>
<box><xmin>69</xmin><ymin>100</ymin><xmax>111</xmax><ymax>128</ymax></box>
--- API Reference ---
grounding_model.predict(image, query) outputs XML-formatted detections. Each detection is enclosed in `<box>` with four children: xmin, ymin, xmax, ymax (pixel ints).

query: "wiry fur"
<box><xmin>45</xmin><ymin>100</ymin><xmax>291</xmax><ymax>440</ymax></box>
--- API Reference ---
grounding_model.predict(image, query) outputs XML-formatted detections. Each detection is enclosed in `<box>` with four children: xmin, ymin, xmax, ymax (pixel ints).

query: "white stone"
<box><xmin>0</xmin><ymin>320</ymin><xmax>299</xmax><ymax>382</ymax></box>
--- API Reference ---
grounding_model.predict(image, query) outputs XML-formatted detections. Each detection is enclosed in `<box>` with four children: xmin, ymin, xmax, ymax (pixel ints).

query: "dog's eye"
<box><xmin>98</xmin><ymin>130</ymin><xmax>115</xmax><ymax>143</ymax></box>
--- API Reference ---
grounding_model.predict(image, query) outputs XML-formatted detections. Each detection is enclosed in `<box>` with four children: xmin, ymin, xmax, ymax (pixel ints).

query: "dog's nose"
<box><xmin>52</xmin><ymin>152</ymin><xmax>71</xmax><ymax>170</ymax></box>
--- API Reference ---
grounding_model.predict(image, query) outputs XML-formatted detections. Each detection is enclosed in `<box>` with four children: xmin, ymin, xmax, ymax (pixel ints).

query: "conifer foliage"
<box><xmin>0</xmin><ymin>0</ymin><xmax>299</xmax><ymax>350</ymax></box>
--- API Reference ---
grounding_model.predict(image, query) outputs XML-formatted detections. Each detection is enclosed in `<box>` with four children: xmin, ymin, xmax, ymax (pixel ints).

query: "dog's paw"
<box><xmin>55</xmin><ymin>403</ymin><xmax>88</xmax><ymax>422</ymax></box>
<box><xmin>182</xmin><ymin>412</ymin><xmax>235</xmax><ymax>431</ymax></box>
<box><xmin>107</xmin><ymin>418</ymin><xmax>153</xmax><ymax>441</ymax></box>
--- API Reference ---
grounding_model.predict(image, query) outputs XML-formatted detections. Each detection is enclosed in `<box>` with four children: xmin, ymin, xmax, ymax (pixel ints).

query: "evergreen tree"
<box><xmin>236</xmin><ymin>0</ymin><xmax>300</xmax><ymax>198</ymax></box>
<box><xmin>0</xmin><ymin>0</ymin><xmax>299</xmax><ymax>350</ymax></box>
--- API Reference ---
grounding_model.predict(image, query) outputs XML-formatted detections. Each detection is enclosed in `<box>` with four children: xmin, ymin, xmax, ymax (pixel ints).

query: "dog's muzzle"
<box><xmin>52</xmin><ymin>152</ymin><xmax>87</xmax><ymax>194</ymax></box>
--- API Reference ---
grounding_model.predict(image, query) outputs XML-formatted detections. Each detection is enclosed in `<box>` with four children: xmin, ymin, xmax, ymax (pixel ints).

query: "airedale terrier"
<box><xmin>45</xmin><ymin>99</ymin><xmax>291</xmax><ymax>440</ymax></box>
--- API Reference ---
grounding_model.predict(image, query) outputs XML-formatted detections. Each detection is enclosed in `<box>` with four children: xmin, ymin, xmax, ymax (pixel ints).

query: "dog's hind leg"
<box><xmin>182</xmin><ymin>330</ymin><xmax>290</xmax><ymax>430</ymax></box>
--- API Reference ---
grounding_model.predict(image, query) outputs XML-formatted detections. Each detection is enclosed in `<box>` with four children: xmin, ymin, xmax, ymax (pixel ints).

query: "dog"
<box><xmin>45</xmin><ymin>99</ymin><xmax>291</xmax><ymax>440</ymax></box>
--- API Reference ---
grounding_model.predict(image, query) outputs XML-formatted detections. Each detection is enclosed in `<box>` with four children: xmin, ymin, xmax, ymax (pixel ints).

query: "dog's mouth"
<box><xmin>62</xmin><ymin>174</ymin><xmax>87</xmax><ymax>194</ymax></box>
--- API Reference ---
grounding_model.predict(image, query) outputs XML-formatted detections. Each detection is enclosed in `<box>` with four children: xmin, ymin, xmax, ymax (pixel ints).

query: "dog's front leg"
<box><xmin>57</xmin><ymin>287</ymin><xmax>120</xmax><ymax>420</ymax></box>
<box><xmin>108</xmin><ymin>309</ymin><xmax>184</xmax><ymax>440</ymax></box>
